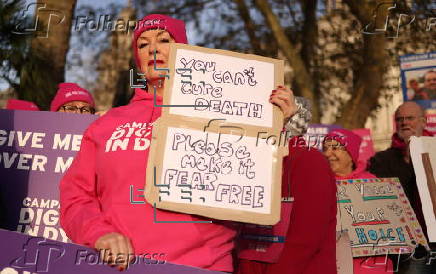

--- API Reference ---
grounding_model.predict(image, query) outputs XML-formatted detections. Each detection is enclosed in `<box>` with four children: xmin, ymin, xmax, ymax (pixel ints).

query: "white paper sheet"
<box><xmin>159</xmin><ymin>126</ymin><xmax>274</xmax><ymax>214</ymax></box>
<box><xmin>169</xmin><ymin>49</ymin><xmax>274</xmax><ymax>128</ymax></box>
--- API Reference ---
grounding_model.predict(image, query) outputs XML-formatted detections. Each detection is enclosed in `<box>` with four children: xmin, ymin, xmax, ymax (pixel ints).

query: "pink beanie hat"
<box><xmin>6</xmin><ymin>99</ymin><xmax>39</xmax><ymax>111</ymax></box>
<box><xmin>50</xmin><ymin>83</ymin><xmax>95</xmax><ymax>112</ymax></box>
<box><xmin>324</xmin><ymin>129</ymin><xmax>362</xmax><ymax>166</ymax></box>
<box><xmin>132</xmin><ymin>14</ymin><xmax>188</xmax><ymax>69</ymax></box>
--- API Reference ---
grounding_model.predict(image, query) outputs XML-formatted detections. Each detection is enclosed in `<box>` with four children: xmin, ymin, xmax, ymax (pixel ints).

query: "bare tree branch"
<box><xmin>233</xmin><ymin>0</ymin><xmax>265</xmax><ymax>55</ymax></box>
<box><xmin>299</xmin><ymin>0</ymin><xmax>317</xmax><ymax>68</ymax></box>
<box><xmin>254</xmin><ymin>0</ymin><xmax>319</xmax><ymax>122</ymax></box>
<box><xmin>299</xmin><ymin>0</ymin><xmax>322</xmax><ymax>110</ymax></box>
<box><xmin>19</xmin><ymin>0</ymin><xmax>77</xmax><ymax>109</ymax></box>
<box><xmin>342</xmin><ymin>0</ymin><xmax>372</xmax><ymax>23</ymax></box>
<box><xmin>338</xmin><ymin>0</ymin><xmax>388</xmax><ymax>128</ymax></box>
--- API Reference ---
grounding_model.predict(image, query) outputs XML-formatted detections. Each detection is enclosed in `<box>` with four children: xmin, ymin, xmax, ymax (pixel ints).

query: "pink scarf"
<box><xmin>391</xmin><ymin>130</ymin><xmax>434</xmax><ymax>153</ymax></box>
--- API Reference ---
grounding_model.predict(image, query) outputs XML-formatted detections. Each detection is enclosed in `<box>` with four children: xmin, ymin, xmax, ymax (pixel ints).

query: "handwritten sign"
<box><xmin>410</xmin><ymin>136</ymin><xmax>436</xmax><ymax>242</ymax></box>
<box><xmin>336</xmin><ymin>178</ymin><xmax>427</xmax><ymax>257</ymax></box>
<box><xmin>336</xmin><ymin>231</ymin><xmax>354</xmax><ymax>274</ymax></box>
<box><xmin>162</xmin><ymin>44</ymin><xmax>284</xmax><ymax>129</ymax></box>
<box><xmin>145</xmin><ymin>44</ymin><xmax>286</xmax><ymax>225</ymax></box>
<box><xmin>145</xmin><ymin>119</ymin><xmax>283</xmax><ymax>225</ymax></box>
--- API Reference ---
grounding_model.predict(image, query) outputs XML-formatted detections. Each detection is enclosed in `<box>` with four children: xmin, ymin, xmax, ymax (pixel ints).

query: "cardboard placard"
<box><xmin>336</xmin><ymin>178</ymin><xmax>427</xmax><ymax>257</ymax></box>
<box><xmin>162</xmin><ymin>43</ymin><xmax>284</xmax><ymax>130</ymax></box>
<box><xmin>145</xmin><ymin>119</ymin><xmax>284</xmax><ymax>225</ymax></box>
<box><xmin>336</xmin><ymin>231</ymin><xmax>354</xmax><ymax>274</ymax></box>
<box><xmin>410</xmin><ymin>136</ymin><xmax>436</xmax><ymax>242</ymax></box>
<box><xmin>145</xmin><ymin>44</ymin><xmax>286</xmax><ymax>225</ymax></box>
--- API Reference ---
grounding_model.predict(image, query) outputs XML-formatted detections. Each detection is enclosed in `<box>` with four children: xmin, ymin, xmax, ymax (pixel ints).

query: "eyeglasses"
<box><xmin>322</xmin><ymin>143</ymin><xmax>347</xmax><ymax>153</ymax></box>
<box><xmin>61</xmin><ymin>105</ymin><xmax>95</xmax><ymax>114</ymax></box>
<box><xmin>394</xmin><ymin>116</ymin><xmax>422</xmax><ymax>123</ymax></box>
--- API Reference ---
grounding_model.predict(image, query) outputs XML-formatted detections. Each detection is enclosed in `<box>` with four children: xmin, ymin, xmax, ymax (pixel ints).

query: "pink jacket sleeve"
<box><xmin>267</xmin><ymin>145</ymin><xmax>337</xmax><ymax>274</ymax></box>
<box><xmin>59</xmin><ymin>125</ymin><xmax>118</xmax><ymax>247</ymax></box>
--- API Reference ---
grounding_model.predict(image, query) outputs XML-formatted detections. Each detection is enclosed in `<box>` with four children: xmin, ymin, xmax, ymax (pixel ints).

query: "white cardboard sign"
<box><xmin>410</xmin><ymin>136</ymin><xmax>436</xmax><ymax>242</ymax></box>
<box><xmin>163</xmin><ymin>44</ymin><xmax>283</xmax><ymax>129</ymax></box>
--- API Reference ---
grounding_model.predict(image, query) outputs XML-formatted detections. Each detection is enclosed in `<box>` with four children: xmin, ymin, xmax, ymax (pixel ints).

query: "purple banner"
<box><xmin>0</xmin><ymin>110</ymin><xmax>222</xmax><ymax>274</ymax></box>
<box><xmin>0</xmin><ymin>109</ymin><xmax>97</xmax><ymax>242</ymax></box>
<box><xmin>305</xmin><ymin>123</ymin><xmax>342</xmax><ymax>150</ymax></box>
<box><xmin>0</xmin><ymin>229</ymin><xmax>221</xmax><ymax>273</ymax></box>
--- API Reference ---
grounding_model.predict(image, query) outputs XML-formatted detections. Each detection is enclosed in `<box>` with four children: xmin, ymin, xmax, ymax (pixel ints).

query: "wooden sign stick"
<box><xmin>422</xmin><ymin>153</ymin><xmax>436</xmax><ymax>217</ymax></box>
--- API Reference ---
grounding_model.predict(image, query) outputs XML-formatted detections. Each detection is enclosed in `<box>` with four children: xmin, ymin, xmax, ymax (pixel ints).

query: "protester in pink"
<box><xmin>6</xmin><ymin>99</ymin><xmax>39</xmax><ymax>111</ymax></box>
<box><xmin>59</xmin><ymin>14</ymin><xmax>297</xmax><ymax>272</ymax></box>
<box><xmin>50</xmin><ymin>83</ymin><xmax>95</xmax><ymax>114</ymax></box>
<box><xmin>323</xmin><ymin>129</ymin><xmax>393</xmax><ymax>274</ymax></box>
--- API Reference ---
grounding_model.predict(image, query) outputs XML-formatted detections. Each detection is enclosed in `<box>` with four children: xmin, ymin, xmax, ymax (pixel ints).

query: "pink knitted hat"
<box><xmin>324</xmin><ymin>129</ymin><xmax>362</xmax><ymax>166</ymax></box>
<box><xmin>50</xmin><ymin>83</ymin><xmax>95</xmax><ymax>112</ymax></box>
<box><xmin>6</xmin><ymin>99</ymin><xmax>39</xmax><ymax>111</ymax></box>
<box><xmin>132</xmin><ymin>14</ymin><xmax>188</xmax><ymax>69</ymax></box>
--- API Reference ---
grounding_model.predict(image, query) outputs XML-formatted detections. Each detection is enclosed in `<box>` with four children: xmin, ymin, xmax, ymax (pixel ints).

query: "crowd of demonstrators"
<box><xmin>1</xmin><ymin>11</ymin><xmax>434</xmax><ymax>274</ymax></box>
<box><xmin>323</xmin><ymin>129</ymin><xmax>394</xmax><ymax>274</ymax></box>
<box><xmin>368</xmin><ymin>101</ymin><xmax>436</xmax><ymax>274</ymax></box>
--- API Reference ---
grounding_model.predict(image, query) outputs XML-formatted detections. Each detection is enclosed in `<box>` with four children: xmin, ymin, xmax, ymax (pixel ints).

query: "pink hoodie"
<box><xmin>60</xmin><ymin>88</ymin><xmax>236</xmax><ymax>272</ymax></box>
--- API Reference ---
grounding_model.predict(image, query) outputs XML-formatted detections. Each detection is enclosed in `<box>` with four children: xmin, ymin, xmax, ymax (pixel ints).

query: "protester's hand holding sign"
<box><xmin>94</xmin><ymin>232</ymin><xmax>134</xmax><ymax>271</ymax></box>
<box><xmin>269</xmin><ymin>85</ymin><xmax>298</xmax><ymax>126</ymax></box>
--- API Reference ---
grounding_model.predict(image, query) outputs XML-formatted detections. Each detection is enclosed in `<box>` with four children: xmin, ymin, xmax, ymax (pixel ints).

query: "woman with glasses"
<box><xmin>323</xmin><ymin>129</ymin><xmax>393</xmax><ymax>274</ymax></box>
<box><xmin>50</xmin><ymin>83</ymin><xmax>95</xmax><ymax>114</ymax></box>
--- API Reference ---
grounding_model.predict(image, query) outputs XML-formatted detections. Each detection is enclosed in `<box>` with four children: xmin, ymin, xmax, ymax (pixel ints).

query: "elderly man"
<box><xmin>368</xmin><ymin>101</ymin><xmax>435</xmax><ymax>274</ymax></box>
<box><xmin>413</xmin><ymin>70</ymin><xmax>436</xmax><ymax>100</ymax></box>
<box><xmin>423</xmin><ymin>70</ymin><xmax>436</xmax><ymax>100</ymax></box>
